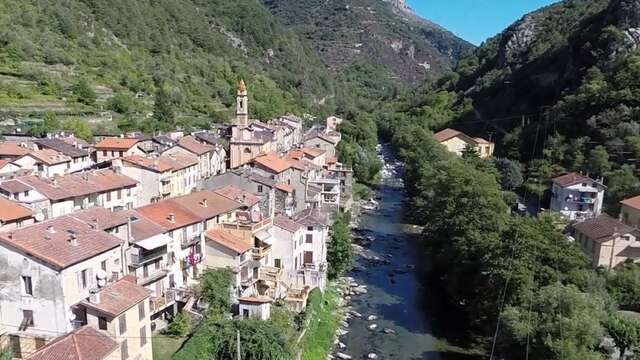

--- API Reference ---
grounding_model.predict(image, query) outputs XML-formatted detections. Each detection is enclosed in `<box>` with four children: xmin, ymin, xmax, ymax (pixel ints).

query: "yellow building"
<box><xmin>433</xmin><ymin>128</ymin><xmax>495</xmax><ymax>158</ymax></box>
<box><xmin>82</xmin><ymin>276</ymin><xmax>153</xmax><ymax>360</ymax></box>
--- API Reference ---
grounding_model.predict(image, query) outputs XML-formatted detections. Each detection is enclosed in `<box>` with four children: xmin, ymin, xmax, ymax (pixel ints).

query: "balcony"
<box><xmin>252</xmin><ymin>245</ymin><xmax>272</xmax><ymax>260</ymax></box>
<box><xmin>138</xmin><ymin>266</ymin><xmax>169</xmax><ymax>286</ymax></box>
<box><xmin>258</xmin><ymin>266</ymin><xmax>282</xmax><ymax>283</ymax></box>
<box><xmin>565</xmin><ymin>196</ymin><xmax>596</xmax><ymax>204</ymax></box>
<box><xmin>129</xmin><ymin>247</ymin><xmax>167</xmax><ymax>267</ymax></box>
<box><xmin>150</xmin><ymin>289</ymin><xmax>176</xmax><ymax>314</ymax></box>
<box><xmin>302</xmin><ymin>262</ymin><xmax>327</xmax><ymax>272</ymax></box>
<box><xmin>181</xmin><ymin>234</ymin><xmax>201</xmax><ymax>248</ymax></box>
<box><xmin>221</xmin><ymin>217</ymin><xmax>273</xmax><ymax>233</ymax></box>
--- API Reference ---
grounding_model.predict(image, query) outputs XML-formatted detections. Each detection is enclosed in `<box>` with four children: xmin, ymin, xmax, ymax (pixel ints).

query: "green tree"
<box><xmin>163</xmin><ymin>311</ymin><xmax>192</xmax><ymax>337</ymax></box>
<box><xmin>108</xmin><ymin>92</ymin><xmax>134</xmax><ymax>114</ymax></box>
<box><xmin>493</xmin><ymin>158</ymin><xmax>524</xmax><ymax>190</ymax></box>
<box><xmin>588</xmin><ymin>145</ymin><xmax>611</xmax><ymax>177</ymax></box>
<box><xmin>71</xmin><ymin>78</ymin><xmax>96</xmax><ymax>105</ymax></box>
<box><xmin>606</xmin><ymin>314</ymin><xmax>640</xmax><ymax>359</ymax></box>
<box><xmin>28</xmin><ymin>112</ymin><xmax>60</xmax><ymax>137</ymax></box>
<box><xmin>62</xmin><ymin>118</ymin><xmax>92</xmax><ymax>141</ymax></box>
<box><xmin>327</xmin><ymin>214</ymin><xmax>352</xmax><ymax>279</ymax></box>
<box><xmin>153</xmin><ymin>86</ymin><xmax>175</xmax><ymax>131</ymax></box>
<box><xmin>199</xmin><ymin>268</ymin><xmax>233</xmax><ymax>315</ymax></box>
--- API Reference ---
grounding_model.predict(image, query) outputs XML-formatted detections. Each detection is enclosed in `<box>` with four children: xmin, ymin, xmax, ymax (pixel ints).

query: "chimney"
<box><xmin>201</xmin><ymin>198</ymin><xmax>208</xmax><ymax>207</ymax></box>
<box><xmin>89</xmin><ymin>218</ymin><xmax>98</xmax><ymax>230</ymax></box>
<box><xmin>46</xmin><ymin>225</ymin><xmax>55</xmax><ymax>234</ymax></box>
<box><xmin>67</xmin><ymin>230</ymin><xmax>78</xmax><ymax>246</ymax></box>
<box><xmin>89</xmin><ymin>288</ymin><xmax>101</xmax><ymax>304</ymax></box>
<box><xmin>168</xmin><ymin>213</ymin><xmax>176</xmax><ymax>223</ymax></box>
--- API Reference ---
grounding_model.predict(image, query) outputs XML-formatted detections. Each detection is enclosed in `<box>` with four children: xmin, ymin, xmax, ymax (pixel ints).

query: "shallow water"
<box><xmin>338</xmin><ymin>147</ymin><xmax>483</xmax><ymax>360</ymax></box>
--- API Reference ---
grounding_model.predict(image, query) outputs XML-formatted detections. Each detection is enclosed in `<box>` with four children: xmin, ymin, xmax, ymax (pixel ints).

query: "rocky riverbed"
<box><xmin>329</xmin><ymin>144</ymin><xmax>481</xmax><ymax>360</ymax></box>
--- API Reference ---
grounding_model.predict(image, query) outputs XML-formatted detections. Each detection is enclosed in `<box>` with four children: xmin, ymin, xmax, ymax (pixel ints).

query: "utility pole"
<box><xmin>236</xmin><ymin>330</ymin><xmax>241</xmax><ymax>360</ymax></box>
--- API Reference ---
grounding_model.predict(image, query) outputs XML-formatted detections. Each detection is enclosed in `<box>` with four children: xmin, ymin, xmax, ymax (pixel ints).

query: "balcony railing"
<box><xmin>565</xmin><ymin>197</ymin><xmax>596</xmax><ymax>204</ymax></box>
<box><xmin>221</xmin><ymin>217</ymin><xmax>273</xmax><ymax>233</ymax></box>
<box><xmin>129</xmin><ymin>247</ymin><xmax>167</xmax><ymax>266</ymax></box>
<box><xmin>150</xmin><ymin>289</ymin><xmax>176</xmax><ymax>314</ymax></box>
<box><xmin>138</xmin><ymin>266</ymin><xmax>169</xmax><ymax>286</ymax></box>
<box><xmin>258</xmin><ymin>266</ymin><xmax>282</xmax><ymax>283</ymax></box>
<box><xmin>252</xmin><ymin>245</ymin><xmax>272</xmax><ymax>260</ymax></box>
<box><xmin>181</xmin><ymin>234</ymin><xmax>201</xmax><ymax>248</ymax></box>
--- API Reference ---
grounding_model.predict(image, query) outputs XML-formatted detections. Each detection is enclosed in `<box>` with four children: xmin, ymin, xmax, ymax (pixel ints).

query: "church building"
<box><xmin>230</xmin><ymin>80</ymin><xmax>278</xmax><ymax>169</ymax></box>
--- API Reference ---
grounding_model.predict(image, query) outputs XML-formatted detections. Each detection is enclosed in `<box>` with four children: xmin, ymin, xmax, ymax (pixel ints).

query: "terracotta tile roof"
<box><xmin>25</xmin><ymin>325</ymin><xmax>117</xmax><ymax>360</ymax></box>
<box><xmin>81</xmin><ymin>277</ymin><xmax>150</xmax><ymax>317</ymax></box>
<box><xmin>205</xmin><ymin>229</ymin><xmax>251</xmax><ymax>254</ymax></box>
<box><xmin>4</xmin><ymin>170</ymin><xmax>136</xmax><ymax>201</ymax></box>
<box><xmin>177</xmin><ymin>135</ymin><xmax>215</xmax><ymax>155</ymax></box>
<box><xmin>214</xmin><ymin>185</ymin><xmax>259</xmax><ymax>208</ymax></box>
<box><xmin>325</xmin><ymin>156</ymin><xmax>337</xmax><ymax>165</ymax></box>
<box><xmin>34</xmin><ymin>138</ymin><xmax>89</xmax><ymax>158</ymax></box>
<box><xmin>288</xmin><ymin>150</ymin><xmax>304</xmax><ymax>160</ymax></box>
<box><xmin>94</xmin><ymin>137</ymin><xmax>140</xmax><ymax>150</ymax></box>
<box><xmin>29</xmin><ymin>149</ymin><xmax>71</xmax><ymax>165</ymax></box>
<box><xmin>274</xmin><ymin>215</ymin><xmax>303</xmax><ymax>233</ymax></box>
<box><xmin>253</xmin><ymin>153</ymin><xmax>293</xmax><ymax>174</ymax></box>
<box><xmin>621</xmin><ymin>195</ymin><xmax>640</xmax><ymax>211</ymax></box>
<box><xmin>123</xmin><ymin>210</ymin><xmax>165</xmax><ymax>241</ymax></box>
<box><xmin>158</xmin><ymin>152</ymin><xmax>198</xmax><ymax>171</ymax></box>
<box><xmin>0</xmin><ymin>179</ymin><xmax>32</xmax><ymax>194</ymax></box>
<box><xmin>0</xmin><ymin>142</ymin><xmax>30</xmax><ymax>157</ymax></box>
<box><xmin>121</xmin><ymin>155</ymin><xmax>173</xmax><ymax>173</ymax></box>
<box><xmin>0</xmin><ymin>159</ymin><xmax>12</xmax><ymax>169</ymax></box>
<box><xmin>290</xmin><ymin>159</ymin><xmax>322</xmax><ymax>172</ymax></box>
<box><xmin>0</xmin><ymin>197</ymin><xmax>32</xmax><ymax>222</ymax></box>
<box><xmin>194</xmin><ymin>132</ymin><xmax>224</xmax><ymax>146</ymax></box>
<box><xmin>433</xmin><ymin>128</ymin><xmax>465</xmax><ymax>143</ymax></box>
<box><xmin>552</xmin><ymin>172</ymin><xmax>597</xmax><ymax>187</ymax></box>
<box><xmin>170</xmin><ymin>190</ymin><xmax>242</xmax><ymax>220</ymax></box>
<box><xmin>302</xmin><ymin>147</ymin><xmax>325</xmax><ymax>158</ymax></box>
<box><xmin>574</xmin><ymin>214</ymin><xmax>636</xmax><ymax>243</ymax></box>
<box><xmin>474</xmin><ymin>137</ymin><xmax>492</xmax><ymax>145</ymax></box>
<box><xmin>70</xmin><ymin>207</ymin><xmax>128</xmax><ymax>231</ymax></box>
<box><xmin>136</xmin><ymin>200</ymin><xmax>201</xmax><ymax>231</ymax></box>
<box><xmin>293</xmin><ymin>208</ymin><xmax>328</xmax><ymax>227</ymax></box>
<box><xmin>304</xmin><ymin>129</ymin><xmax>337</xmax><ymax>144</ymax></box>
<box><xmin>0</xmin><ymin>216</ymin><xmax>122</xmax><ymax>270</ymax></box>
<box><xmin>275</xmin><ymin>183</ymin><xmax>293</xmax><ymax>193</ymax></box>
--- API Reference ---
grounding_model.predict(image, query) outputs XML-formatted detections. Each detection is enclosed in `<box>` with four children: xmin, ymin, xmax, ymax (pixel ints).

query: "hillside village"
<box><xmin>0</xmin><ymin>81</ymin><xmax>354</xmax><ymax>359</ymax></box>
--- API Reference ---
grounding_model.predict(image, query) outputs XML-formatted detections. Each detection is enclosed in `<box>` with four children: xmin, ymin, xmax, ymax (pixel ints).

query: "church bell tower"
<box><xmin>236</xmin><ymin>79</ymin><xmax>249</xmax><ymax>127</ymax></box>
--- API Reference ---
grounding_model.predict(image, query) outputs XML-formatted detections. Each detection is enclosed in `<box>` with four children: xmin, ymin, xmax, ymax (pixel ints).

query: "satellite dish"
<box><xmin>35</xmin><ymin>213</ymin><xmax>45</xmax><ymax>222</ymax></box>
<box><xmin>96</xmin><ymin>270</ymin><xmax>107</xmax><ymax>280</ymax></box>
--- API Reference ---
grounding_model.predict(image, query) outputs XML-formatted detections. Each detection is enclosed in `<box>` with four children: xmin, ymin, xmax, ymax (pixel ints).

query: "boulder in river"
<box><xmin>383</xmin><ymin>328</ymin><xmax>397</xmax><ymax>335</ymax></box>
<box><xmin>367</xmin><ymin>315</ymin><xmax>378</xmax><ymax>321</ymax></box>
<box><xmin>368</xmin><ymin>323</ymin><xmax>378</xmax><ymax>330</ymax></box>
<box><xmin>336</xmin><ymin>353</ymin><xmax>352</xmax><ymax>360</ymax></box>
<box><xmin>367</xmin><ymin>354</ymin><xmax>378</xmax><ymax>359</ymax></box>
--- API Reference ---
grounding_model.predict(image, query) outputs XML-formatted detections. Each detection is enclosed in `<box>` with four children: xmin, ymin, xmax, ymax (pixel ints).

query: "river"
<box><xmin>336</xmin><ymin>144</ymin><xmax>482</xmax><ymax>360</ymax></box>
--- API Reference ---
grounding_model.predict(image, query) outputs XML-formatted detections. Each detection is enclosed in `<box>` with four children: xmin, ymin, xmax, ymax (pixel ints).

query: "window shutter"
<box><xmin>87</xmin><ymin>268</ymin><xmax>94</xmax><ymax>288</ymax></box>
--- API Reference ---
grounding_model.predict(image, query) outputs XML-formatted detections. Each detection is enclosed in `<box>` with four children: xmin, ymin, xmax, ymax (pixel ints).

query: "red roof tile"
<box><xmin>171</xmin><ymin>190</ymin><xmax>242</xmax><ymax>220</ymax></box>
<box><xmin>25</xmin><ymin>325</ymin><xmax>117</xmax><ymax>360</ymax></box>
<box><xmin>552</xmin><ymin>172</ymin><xmax>595</xmax><ymax>187</ymax></box>
<box><xmin>0</xmin><ymin>142</ymin><xmax>30</xmax><ymax>157</ymax></box>
<box><xmin>81</xmin><ymin>277</ymin><xmax>150</xmax><ymax>317</ymax></box>
<box><xmin>275</xmin><ymin>183</ymin><xmax>293</xmax><ymax>193</ymax></box>
<box><xmin>177</xmin><ymin>135</ymin><xmax>215</xmax><ymax>155</ymax></box>
<box><xmin>0</xmin><ymin>179</ymin><xmax>32</xmax><ymax>194</ymax></box>
<box><xmin>28</xmin><ymin>149</ymin><xmax>71</xmax><ymax>165</ymax></box>
<box><xmin>94</xmin><ymin>137</ymin><xmax>140</xmax><ymax>150</ymax></box>
<box><xmin>0</xmin><ymin>216</ymin><xmax>122</xmax><ymax>270</ymax></box>
<box><xmin>205</xmin><ymin>229</ymin><xmax>251</xmax><ymax>254</ymax></box>
<box><xmin>253</xmin><ymin>153</ymin><xmax>292</xmax><ymax>174</ymax></box>
<box><xmin>274</xmin><ymin>215</ymin><xmax>302</xmax><ymax>233</ymax></box>
<box><xmin>136</xmin><ymin>200</ymin><xmax>201</xmax><ymax>231</ymax></box>
<box><xmin>621</xmin><ymin>195</ymin><xmax>640</xmax><ymax>210</ymax></box>
<box><xmin>214</xmin><ymin>185</ymin><xmax>259</xmax><ymax>208</ymax></box>
<box><xmin>70</xmin><ymin>207</ymin><xmax>128</xmax><ymax>231</ymax></box>
<box><xmin>124</xmin><ymin>210</ymin><xmax>166</xmax><ymax>241</ymax></box>
<box><xmin>433</xmin><ymin>128</ymin><xmax>464</xmax><ymax>142</ymax></box>
<box><xmin>158</xmin><ymin>152</ymin><xmax>198</xmax><ymax>171</ymax></box>
<box><xmin>0</xmin><ymin>197</ymin><xmax>32</xmax><ymax>222</ymax></box>
<box><xmin>301</xmin><ymin>147</ymin><xmax>325</xmax><ymax>158</ymax></box>
<box><xmin>121</xmin><ymin>155</ymin><xmax>173</xmax><ymax>173</ymax></box>
<box><xmin>238</xmin><ymin>296</ymin><xmax>272</xmax><ymax>304</ymax></box>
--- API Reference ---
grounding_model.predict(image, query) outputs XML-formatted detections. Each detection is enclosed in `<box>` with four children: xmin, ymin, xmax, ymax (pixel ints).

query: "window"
<box><xmin>118</xmin><ymin>151</ymin><xmax>123</xmax><ymax>157</ymax></box>
<box><xmin>106</xmin><ymin>192</ymin><xmax>111</xmax><ymax>202</ymax></box>
<box><xmin>138</xmin><ymin>302</ymin><xmax>146</xmax><ymax>321</ymax></box>
<box><xmin>117</xmin><ymin>190</ymin><xmax>122</xmax><ymax>200</ymax></box>
<box><xmin>140</xmin><ymin>326</ymin><xmax>147</xmax><ymax>347</ymax></box>
<box><xmin>118</xmin><ymin>314</ymin><xmax>127</xmax><ymax>335</ymax></box>
<box><xmin>102</xmin><ymin>151</ymin><xmax>107</xmax><ymax>157</ymax></box>
<box><xmin>120</xmin><ymin>340</ymin><xmax>128</xmax><ymax>360</ymax></box>
<box><xmin>101</xmin><ymin>260</ymin><xmax>107</xmax><ymax>272</ymax></box>
<box><xmin>257</xmin><ymin>185</ymin><xmax>263</xmax><ymax>193</ymax></box>
<box><xmin>305</xmin><ymin>234</ymin><xmax>313</xmax><ymax>243</ymax></box>
<box><xmin>23</xmin><ymin>190</ymin><xmax>29</xmax><ymax>197</ymax></box>
<box><xmin>274</xmin><ymin>259</ymin><xmax>282</xmax><ymax>268</ymax></box>
<box><xmin>9</xmin><ymin>335</ymin><xmax>21</xmax><ymax>358</ymax></box>
<box><xmin>307</xmin><ymin>226</ymin><xmax>313</xmax><ymax>231</ymax></box>
<box><xmin>98</xmin><ymin>316</ymin><xmax>107</xmax><ymax>330</ymax></box>
<box><xmin>154</xmin><ymin>259</ymin><xmax>160</xmax><ymax>270</ymax></box>
<box><xmin>22</xmin><ymin>310</ymin><xmax>34</xmax><ymax>328</ymax></box>
<box><xmin>22</xmin><ymin>276</ymin><xmax>33</xmax><ymax>296</ymax></box>
<box><xmin>76</xmin><ymin>269</ymin><xmax>90</xmax><ymax>290</ymax></box>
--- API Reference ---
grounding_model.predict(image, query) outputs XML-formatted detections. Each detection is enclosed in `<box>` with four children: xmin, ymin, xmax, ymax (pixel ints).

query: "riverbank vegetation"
<box><xmin>300</xmin><ymin>286</ymin><xmax>342</xmax><ymax>360</ymax></box>
<box><xmin>327</xmin><ymin>213</ymin><xmax>353</xmax><ymax>279</ymax></box>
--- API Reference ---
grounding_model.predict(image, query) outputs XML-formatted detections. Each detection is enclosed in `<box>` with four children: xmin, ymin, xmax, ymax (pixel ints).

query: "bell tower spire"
<box><xmin>236</xmin><ymin>79</ymin><xmax>248</xmax><ymax>127</ymax></box>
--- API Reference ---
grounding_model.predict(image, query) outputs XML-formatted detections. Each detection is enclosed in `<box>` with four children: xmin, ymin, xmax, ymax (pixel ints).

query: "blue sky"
<box><xmin>406</xmin><ymin>0</ymin><xmax>559</xmax><ymax>45</ymax></box>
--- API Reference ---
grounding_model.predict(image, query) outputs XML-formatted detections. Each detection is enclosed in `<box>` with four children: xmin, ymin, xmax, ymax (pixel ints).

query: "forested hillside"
<box><xmin>420</xmin><ymin>0</ymin><xmax>640</xmax><ymax>212</ymax></box>
<box><xmin>264</xmin><ymin>0</ymin><xmax>473</xmax><ymax>83</ymax></box>
<box><xmin>0</xmin><ymin>0</ymin><xmax>470</xmax><ymax>136</ymax></box>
